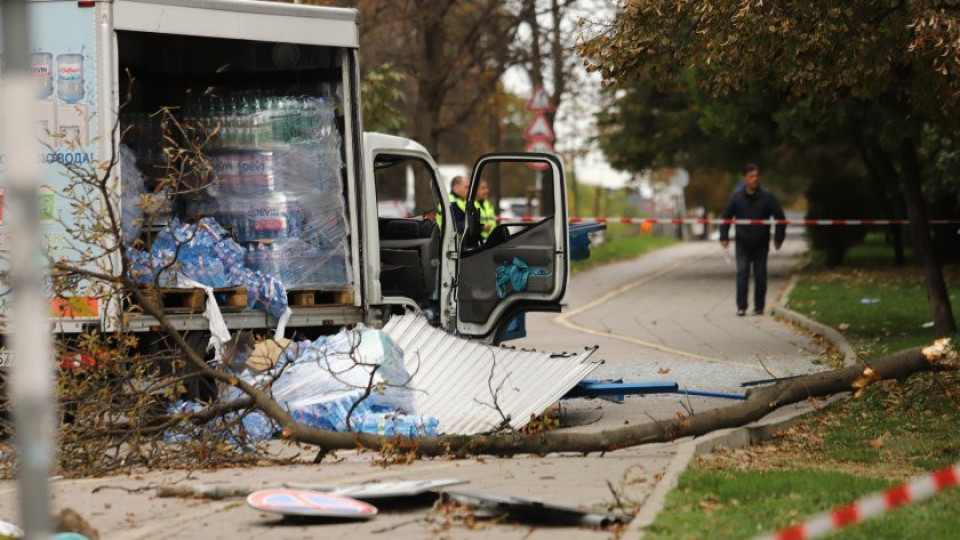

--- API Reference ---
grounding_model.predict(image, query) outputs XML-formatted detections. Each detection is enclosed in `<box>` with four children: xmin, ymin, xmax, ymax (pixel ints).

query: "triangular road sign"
<box><xmin>525</xmin><ymin>86</ymin><xmax>555</xmax><ymax>112</ymax></box>
<box><xmin>523</xmin><ymin>113</ymin><xmax>555</xmax><ymax>141</ymax></box>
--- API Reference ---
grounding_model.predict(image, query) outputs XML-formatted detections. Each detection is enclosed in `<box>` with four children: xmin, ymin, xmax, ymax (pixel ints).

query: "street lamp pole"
<box><xmin>2</xmin><ymin>1</ymin><xmax>56</xmax><ymax>537</ymax></box>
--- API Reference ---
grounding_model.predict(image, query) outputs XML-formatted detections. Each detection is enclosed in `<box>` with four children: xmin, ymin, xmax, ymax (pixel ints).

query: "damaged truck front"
<box><xmin>0</xmin><ymin>0</ymin><xmax>574</xmax><ymax>352</ymax></box>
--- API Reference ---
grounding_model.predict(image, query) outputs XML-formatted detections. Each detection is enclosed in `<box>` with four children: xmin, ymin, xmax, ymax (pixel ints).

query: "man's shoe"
<box><xmin>737</xmin><ymin>309</ymin><xmax>746</xmax><ymax>316</ymax></box>
<box><xmin>753</xmin><ymin>309</ymin><xmax>764</xmax><ymax>316</ymax></box>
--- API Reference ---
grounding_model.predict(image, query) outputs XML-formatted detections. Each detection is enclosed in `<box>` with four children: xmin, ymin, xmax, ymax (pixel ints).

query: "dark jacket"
<box><xmin>450</xmin><ymin>194</ymin><xmax>467</xmax><ymax>233</ymax></box>
<box><xmin>719</xmin><ymin>187</ymin><xmax>786</xmax><ymax>247</ymax></box>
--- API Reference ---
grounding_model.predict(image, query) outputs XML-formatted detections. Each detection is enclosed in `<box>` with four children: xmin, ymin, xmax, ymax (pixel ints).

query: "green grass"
<box><xmin>571</xmin><ymin>224</ymin><xmax>676</xmax><ymax>273</ymax></box>
<box><xmin>646</xmin><ymin>465</ymin><xmax>960</xmax><ymax>540</ymax></box>
<box><xmin>647</xmin><ymin>369</ymin><xmax>960</xmax><ymax>540</ymax></box>
<box><xmin>787</xmin><ymin>235</ymin><xmax>960</xmax><ymax>357</ymax></box>
<box><xmin>644</xmin><ymin>233</ymin><xmax>960</xmax><ymax>539</ymax></box>
<box><xmin>814</xmin><ymin>379</ymin><xmax>960</xmax><ymax>469</ymax></box>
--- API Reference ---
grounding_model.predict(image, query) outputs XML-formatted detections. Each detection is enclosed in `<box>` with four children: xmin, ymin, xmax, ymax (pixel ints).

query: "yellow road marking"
<box><xmin>556</xmin><ymin>248</ymin><xmax>778</xmax><ymax>372</ymax></box>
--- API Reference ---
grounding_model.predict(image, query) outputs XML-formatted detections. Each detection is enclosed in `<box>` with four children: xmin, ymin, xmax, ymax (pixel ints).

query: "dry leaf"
<box><xmin>869</xmin><ymin>437</ymin><xmax>884</xmax><ymax>449</ymax></box>
<box><xmin>698</xmin><ymin>497</ymin><xmax>724</xmax><ymax>512</ymax></box>
<box><xmin>838</xmin><ymin>323</ymin><xmax>850</xmax><ymax>331</ymax></box>
<box><xmin>658</xmin><ymin>367</ymin><xmax>671</xmax><ymax>374</ymax></box>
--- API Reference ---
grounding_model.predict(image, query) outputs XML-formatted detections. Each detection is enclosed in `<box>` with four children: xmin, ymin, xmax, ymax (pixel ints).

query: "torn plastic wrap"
<box><xmin>180</xmin><ymin>96</ymin><xmax>352</xmax><ymax>291</ymax></box>
<box><xmin>119</xmin><ymin>144</ymin><xmax>146</xmax><ymax>245</ymax></box>
<box><xmin>124</xmin><ymin>94</ymin><xmax>352</xmax><ymax>298</ymax></box>
<box><xmin>216</xmin><ymin>326</ymin><xmax>436</xmax><ymax>440</ymax></box>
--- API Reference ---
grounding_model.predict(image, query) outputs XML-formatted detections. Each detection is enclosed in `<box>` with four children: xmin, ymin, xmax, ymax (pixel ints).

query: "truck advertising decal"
<box><xmin>0</xmin><ymin>1</ymin><xmax>100</xmax><ymax>319</ymax></box>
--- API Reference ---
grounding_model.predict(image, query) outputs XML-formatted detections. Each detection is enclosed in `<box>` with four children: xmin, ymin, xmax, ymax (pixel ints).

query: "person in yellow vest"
<box><xmin>476</xmin><ymin>179</ymin><xmax>497</xmax><ymax>240</ymax></box>
<box><xmin>437</xmin><ymin>175</ymin><xmax>469</xmax><ymax>233</ymax></box>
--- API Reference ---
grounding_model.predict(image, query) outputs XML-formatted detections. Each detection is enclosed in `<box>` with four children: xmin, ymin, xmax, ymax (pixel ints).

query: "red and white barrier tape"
<box><xmin>500</xmin><ymin>217</ymin><xmax>960</xmax><ymax>226</ymax></box>
<box><xmin>752</xmin><ymin>461</ymin><xmax>960</xmax><ymax>540</ymax></box>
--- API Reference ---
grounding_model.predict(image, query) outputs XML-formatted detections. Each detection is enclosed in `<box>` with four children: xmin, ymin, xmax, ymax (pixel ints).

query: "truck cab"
<box><xmin>362</xmin><ymin>135</ymin><xmax>570</xmax><ymax>341</ymax></box>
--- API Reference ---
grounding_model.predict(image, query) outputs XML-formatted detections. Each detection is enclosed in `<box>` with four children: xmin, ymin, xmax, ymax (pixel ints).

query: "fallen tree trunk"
<box><xmin>288</xmin><ymin>345</ymin><xmax>950</xmax><ymax>457</ymax></box>
<box><xmin>139</xmin><ymin>278</ymin><xmax>952</xmax><ymax>459</ymax></box>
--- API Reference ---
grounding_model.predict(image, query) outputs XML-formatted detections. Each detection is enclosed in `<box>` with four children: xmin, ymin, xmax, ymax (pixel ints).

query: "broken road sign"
<box><xmin>246</xmin><ymin>489</ymin><xmax>378</xmax><ymax>519</ymax></box>
<box><xmin>525</xmin><ymin>85</ymin><xmax>555</xmax><ymax>112</ymax></box>
<box><xmin>523</xmin><ymin>113</ymin><xmax>555</xmax><ymax>141</ymax></box>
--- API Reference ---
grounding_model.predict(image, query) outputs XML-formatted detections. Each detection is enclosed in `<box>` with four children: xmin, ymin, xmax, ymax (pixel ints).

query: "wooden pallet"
<box><xmin>288</xmin><ymin>289</ymin><xmax>355</xmax><ymax>307</ymax></box>
<box><xmin>139</xmin><ymin>286</ymin><xmax>248</xmax><ymax>314</ymax></box>
<box><xmin>213</xmin><ymin>286</ymin><xmax>248</xmax><ymax>312</ymax></box>
<box><xmin>139</xmin><ymin>288</ymin><xmax>205</xmax><ymax>314</ymax></box>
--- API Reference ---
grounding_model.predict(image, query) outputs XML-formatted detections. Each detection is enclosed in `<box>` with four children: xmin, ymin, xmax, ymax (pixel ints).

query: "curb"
<box><xmin>628</xmin><ymin>402</ymin><xmax>827</xmax><ymax>538</ymax></box>
<box><xmin>770</xmin><ymin>275</ymin><xmax>858</xmax><ymax>367</ymax></box>
<box><xmin>628</xmin><ymin>268</ymin><xmax>857</xmax><ymax>538</ymax></box>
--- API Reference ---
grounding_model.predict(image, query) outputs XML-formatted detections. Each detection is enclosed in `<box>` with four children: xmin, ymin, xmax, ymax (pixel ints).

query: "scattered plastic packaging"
<box><xmin>860</xmin><ymin>298</ymin><xmax>881</xmax><ymax>304</ymax></box>
<box><xmin>177</xmin><ymin>326</ymin><xmax>438</xmax><ymax>442</ymax></box>
<box><xmin>357</xmin><ymin>412</ymin><xmax>439</xmax><ymax>437</ymax></box>
<box><xmin>165</xmin><ymin>400</ymin><xmax>267</xmax><ymax>447</ymax></box>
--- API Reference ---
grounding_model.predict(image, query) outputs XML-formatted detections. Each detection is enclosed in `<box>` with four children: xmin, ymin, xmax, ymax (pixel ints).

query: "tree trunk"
<box><xmin>284</xmin><ymin>346</ymin><xmax>948</xmax><ymax>457</ymax></box>
<box><xmin>899</xmin><ymin>137</ymin><xmax>957</xmax><ymax>333</ymax></box>
<box><xmin>414</xmin><ymin>17</ymin><xmax>446</xmax><ymax>159</ymax></box>
<box><xmin>855</xmin><ymin>135</ymin><xmax>905</xmax><ymax>265</ymax></box>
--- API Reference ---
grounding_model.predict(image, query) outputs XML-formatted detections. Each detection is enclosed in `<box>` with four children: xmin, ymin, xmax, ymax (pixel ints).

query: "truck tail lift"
<box><xmin>564</xmin><ymin>380</ymin><xmax>747</xmax><ymax>402</ymax></box>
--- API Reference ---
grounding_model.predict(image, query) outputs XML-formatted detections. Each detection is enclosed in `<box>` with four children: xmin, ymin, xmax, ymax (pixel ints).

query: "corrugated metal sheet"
<box><xmin>383</xmin><ymin>314</ymin><xmax>601</xmax><ymax>435</ymax></box>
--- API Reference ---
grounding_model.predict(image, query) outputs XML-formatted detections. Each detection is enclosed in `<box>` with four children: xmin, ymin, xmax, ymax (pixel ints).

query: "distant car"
<box><xmin>499</xmin><ymin>197</ymin><xmax>540</xmax><ymax>220</ymax></box>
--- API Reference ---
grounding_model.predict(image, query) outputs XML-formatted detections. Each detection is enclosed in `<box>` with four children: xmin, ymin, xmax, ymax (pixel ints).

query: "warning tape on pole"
<box><xmin>751</xmin><ymin>461</ymin><xmax>960</xmax><ymax>540</ymax></box>
<box><xmin>499</xmin><ymin>217</ymin><xmax>960</xmax><ymax>226</ymax></box>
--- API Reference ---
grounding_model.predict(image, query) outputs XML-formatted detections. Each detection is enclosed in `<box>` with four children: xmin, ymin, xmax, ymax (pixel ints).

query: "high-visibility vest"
<box><xmin>478</xmin><ymin>199</ymin><xmax>497</xmax><ymax>239</ymax></box>
<box><xmin>437</xmin><ymin>194</ymin><xmax>469</xmax><ymax>232</ymax></box>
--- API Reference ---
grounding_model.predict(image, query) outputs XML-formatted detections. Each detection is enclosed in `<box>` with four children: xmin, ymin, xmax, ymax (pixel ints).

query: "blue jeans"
<box><xmin>735</xmin><ymin>242</ymin><xmax>769</xmax><ymax>312</ymax></box>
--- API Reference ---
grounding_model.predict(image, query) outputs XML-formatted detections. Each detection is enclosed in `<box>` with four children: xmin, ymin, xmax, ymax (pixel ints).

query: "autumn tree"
<box><xmin>581</xmin><ymin>0</ymin><xmax>959</xmax><ymax>332</ymax></box>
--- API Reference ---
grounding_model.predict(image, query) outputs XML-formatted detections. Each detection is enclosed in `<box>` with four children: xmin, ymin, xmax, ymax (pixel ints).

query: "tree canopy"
<box><xmin>580</xmin><ymin>1</ymin><xmax>959</xmax><ymax>331</ymax></box>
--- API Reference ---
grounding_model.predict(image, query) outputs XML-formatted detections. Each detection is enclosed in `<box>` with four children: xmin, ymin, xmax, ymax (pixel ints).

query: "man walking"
<box><xmin>719</xmin><ymin>164</ymin><xmax>786</xmax><ymax>316</ymax></box>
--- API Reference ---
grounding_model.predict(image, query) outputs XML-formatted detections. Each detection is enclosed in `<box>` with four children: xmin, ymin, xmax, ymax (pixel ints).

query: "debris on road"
<box><xmin>156</xmin><ymin>479</ymin><xmax>468</xmax><ymax>501</ymax></box>
<box><xmin>246</xmin><ymin>489</ymin><xmax>378</xmax><ymax>519</ymax></box>
<box><xmin>0</xmin><ymin>521</ymin><xmax>23</xmax><ymax>540</ymax></box>
<box><xmin>441</xmin><ymin>489</ymin><xmax>633</xmax><ymax>527</ymax></box>
<box><xmin>383</xmin><ymin>313</ymin><xmax>601</xmax><ymax>434</ymax></box>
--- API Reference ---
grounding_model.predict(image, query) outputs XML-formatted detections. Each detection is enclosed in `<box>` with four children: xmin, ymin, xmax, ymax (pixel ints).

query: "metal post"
<box><xmin>2</xmin><ymin>0</ymin><xmax>55</xmax><ymax>537</ymax></box>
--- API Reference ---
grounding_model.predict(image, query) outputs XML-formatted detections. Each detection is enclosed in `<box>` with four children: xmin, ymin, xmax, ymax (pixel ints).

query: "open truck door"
<box><xmin>455</xmin><ymin>153</ymin><xmax>569</xmax><ymax>340</ymax></box>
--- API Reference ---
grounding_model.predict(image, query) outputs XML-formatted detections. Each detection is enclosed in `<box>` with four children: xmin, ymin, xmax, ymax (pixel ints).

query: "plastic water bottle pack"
<box><xmin>126</xmin><ymin>217</ymin><xmax>288</xmax><ymax>318</ymax></box>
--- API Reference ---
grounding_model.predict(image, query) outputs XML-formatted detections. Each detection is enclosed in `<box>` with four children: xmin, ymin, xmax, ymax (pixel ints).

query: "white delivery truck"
<box><xmin>0</xmin><ymin>0</ymin><xmax>572</xmax><ymax>346</ymax></box>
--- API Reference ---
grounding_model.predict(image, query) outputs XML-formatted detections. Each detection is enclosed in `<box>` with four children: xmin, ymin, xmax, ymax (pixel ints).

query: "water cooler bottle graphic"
<box><xmin>32</xmin><ymin>52</ymin><xmax>59</xmax><ymax>147</ymax></box>
<box><xmin>57</xmin><ymin>53</ymin><xmax>88</xmax><ymax>146</ymax></box>
<box><xmin>31</xmin><ymin>51</ymin><xmax>90</xmax><ymax>147</ymax></box>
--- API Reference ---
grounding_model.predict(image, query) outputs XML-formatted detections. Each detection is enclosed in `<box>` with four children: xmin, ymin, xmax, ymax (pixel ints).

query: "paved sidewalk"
<box><xmin>516</xmin><ymin>238</ymin><xmax>823</xmax><ymax>428</ymax></box>
<box><xmin>0</xmin><ymin>239</ymin><xmax>824</xmax><ymax>539</ymax></box>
